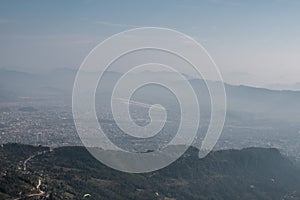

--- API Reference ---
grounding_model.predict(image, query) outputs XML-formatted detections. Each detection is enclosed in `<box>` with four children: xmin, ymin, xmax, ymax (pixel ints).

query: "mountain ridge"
<box><xmin>1</xmin><ymin>143</ymin><xmax>300</xmax><ymax>199</ymax></box>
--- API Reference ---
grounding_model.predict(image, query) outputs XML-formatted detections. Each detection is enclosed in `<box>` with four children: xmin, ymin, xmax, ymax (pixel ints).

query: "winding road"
<box><xmin>13</xmin><ymin>150</ymin><xmax>49</xmax><ymax>200</ymax></box>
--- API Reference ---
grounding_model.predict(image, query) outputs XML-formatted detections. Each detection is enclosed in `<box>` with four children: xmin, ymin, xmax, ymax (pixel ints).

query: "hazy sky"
<box><xmin>1</xmin><ymin>0</ymin><xmax>300</xmax><ymax>89</ymax></box>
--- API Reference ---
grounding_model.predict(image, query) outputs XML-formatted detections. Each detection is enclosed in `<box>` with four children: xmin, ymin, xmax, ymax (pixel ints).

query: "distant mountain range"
<box><xmin>1</xmin><ymin>143</ymin><xmax>300</xmax><ymax>199</ymax></box>
<box><xmin>1</xmin><ymin>68</ymin><xmax>300</xmax><ymax>123</ymax></box>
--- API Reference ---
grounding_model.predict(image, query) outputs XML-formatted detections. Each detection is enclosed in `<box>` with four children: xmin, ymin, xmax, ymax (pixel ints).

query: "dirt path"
<box><xmin>23</xmin><ymin>155</ymin><xmax>35</xmax><ymax>171</ymax></box>
<box><xmin>12</xmin><ymin>178</ymin><xmax>45</xmax><ymax>200</ymax></box>
<box><xmin>12</xmin><ymin>150</ymin><xmax>49</xmax><ymax>200</ymax></box>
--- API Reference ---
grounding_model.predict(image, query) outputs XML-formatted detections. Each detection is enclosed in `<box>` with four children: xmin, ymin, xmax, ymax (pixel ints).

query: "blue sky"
<box><xmin>1</xmin><ymin>0</ymin><xmax>300</xmax><ymax>89</ymax></box>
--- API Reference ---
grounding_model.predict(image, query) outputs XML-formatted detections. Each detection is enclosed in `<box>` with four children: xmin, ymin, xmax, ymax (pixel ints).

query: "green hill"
<box><xmin>1</xmin><ymin>144</ymin><xmax>300</xmax><ymax>200</ymax></box>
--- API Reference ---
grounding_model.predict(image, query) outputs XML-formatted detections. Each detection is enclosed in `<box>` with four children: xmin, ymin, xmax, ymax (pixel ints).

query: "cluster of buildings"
<box><xmin>0</xmin><ymin>102</ymin><xmax>300</xmax><ymax>161</ymax></box>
